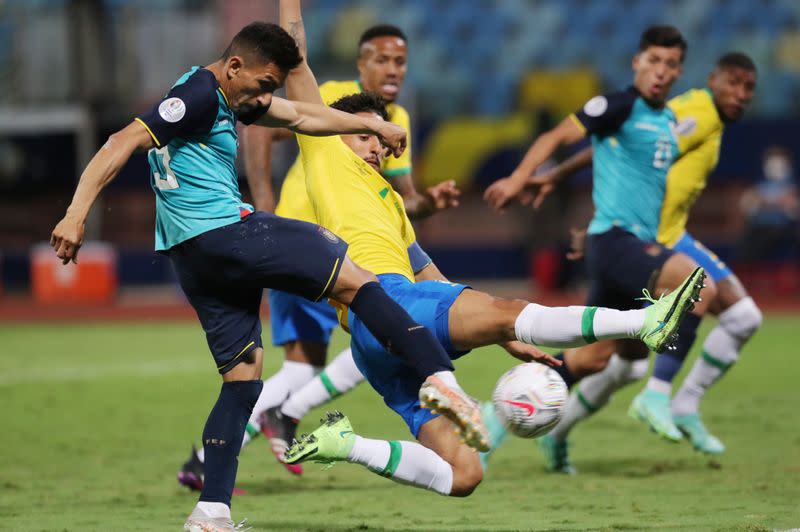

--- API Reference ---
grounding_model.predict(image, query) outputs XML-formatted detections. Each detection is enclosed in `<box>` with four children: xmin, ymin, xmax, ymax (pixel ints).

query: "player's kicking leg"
<box><xmin>262</xmin><ymin>346</ymin><xmax>365</xmax><ymax>456</ymax></box>
<box><xmin>670</xmin><ymin>236</ymin><xmax>762</xmax><ymax>454</ymax></box>
<box><xmin>286</xmin><ymin>411</ymin><xmax>480</xmax><ymax>497</ymax></box>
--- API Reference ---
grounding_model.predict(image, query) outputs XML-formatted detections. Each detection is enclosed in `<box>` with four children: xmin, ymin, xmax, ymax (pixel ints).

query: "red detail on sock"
<box><xmin>504</xmin><ymin>400</ymin><xmax>536</xmax><ymax>416</ymax></box>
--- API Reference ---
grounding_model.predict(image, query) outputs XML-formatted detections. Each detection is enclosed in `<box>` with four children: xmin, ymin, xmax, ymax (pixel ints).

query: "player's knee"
<box><xmin>331</xmin><ymin>258</ymin><xmax>378</xmax><ymax>304</ymax></box>
<box><xmin>722</xmin><ymin>297</ymin><xmax>763</xmax><ymax>340</ymax></box>
<box><xmin>449</xmin><ymin>458</ymin><xmax>483</xmax><ymax>497</ymax></box>
<box><xmin>222</xmin><ymin>347</ymin><xmax>263</xmax><ymax>382</ymax></box>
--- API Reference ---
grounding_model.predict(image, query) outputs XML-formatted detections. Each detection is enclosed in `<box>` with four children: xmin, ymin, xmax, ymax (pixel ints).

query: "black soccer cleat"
<box><xmin>177</xmin><ymin>444</ymin><xmax>204</xmax><ymax>491</ymax></box>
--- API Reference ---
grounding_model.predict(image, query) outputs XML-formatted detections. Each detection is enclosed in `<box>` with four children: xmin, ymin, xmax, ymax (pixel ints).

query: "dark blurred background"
<box><xmin>1</xmin><ymin>0</ymin><xmax>798</xmax><ymax>309</ymax></box>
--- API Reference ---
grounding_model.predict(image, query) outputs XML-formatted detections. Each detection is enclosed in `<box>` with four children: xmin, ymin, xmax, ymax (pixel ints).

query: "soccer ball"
<box><xmin>492</xmin><ymin>363</ymin><xmax>568</xmax><ymax>439</ymax></box>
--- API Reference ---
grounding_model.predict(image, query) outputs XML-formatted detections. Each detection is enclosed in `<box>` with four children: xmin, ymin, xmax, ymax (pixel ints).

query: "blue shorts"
<box><xmin>671</xmin><ymin>232</ymin><xmax>733</xmax><ymax>283</ymax></box>
<box><xmin>268</xmin><ymin>290</ymin><xmax>339</xmax><ymax>346</ymax></box>
<box><xmin>585</xmin><ymin>227</ymin><xmax>675</xmax><ymax>310</ymax></box>
<box><xmin>348</xmin><ymin>274</ymin><xmax>469</xmax><ymax>437</ymax></box>
<box><xmin>168</xmin><ymin>212</ymin><xmax>348</xmax><ymax>374</ymax></box>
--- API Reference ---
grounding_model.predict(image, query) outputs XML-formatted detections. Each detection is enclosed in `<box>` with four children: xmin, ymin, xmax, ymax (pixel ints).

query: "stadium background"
<box><xmin>1</xmin><ymin>1</ymin><xmax>799</xmax><ymax>530</ymax></box>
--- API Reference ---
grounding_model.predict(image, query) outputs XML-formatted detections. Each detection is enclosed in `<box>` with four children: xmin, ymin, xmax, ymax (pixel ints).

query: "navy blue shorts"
<box><xmin>585</xmin><ymin>227</ymin><xmax>675</xmax><ymax>310</ymax></box>
<box><xmin>168</xmin><ymin>212</ymin><xmax>348</xmax><ymax>374</ymax></box>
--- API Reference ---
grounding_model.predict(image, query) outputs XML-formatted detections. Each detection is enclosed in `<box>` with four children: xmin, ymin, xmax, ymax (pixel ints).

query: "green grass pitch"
<box><xmin>1</xmin><ymin>316</ymin><xmax>799</xmax><ymax>531</ymax></box>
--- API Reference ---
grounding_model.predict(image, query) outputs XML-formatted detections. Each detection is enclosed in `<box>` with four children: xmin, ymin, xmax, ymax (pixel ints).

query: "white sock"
<box><xmin>514</xmin><ymin>304</ymin><xmax>645</xmax><ymax>347</ymax></box>
<box><xmin>347</xmin><ymin>436</ymin><xmax>453</xmax><ymax>495</ymax></box>
<box><xmin>646</xmin><ymin>376</ymin><xmax>672</xmax><ymax>395</ymax></box>
<box><xmin>281</xmin><ymin>348</ymin><xmax>364</xmax><ymax>421</ymax></box>
<box><xmin>432</xmin><ymin>370</ymin><xmax>464</xmax><ymax>393</ymax></box>
<box><xmin>550</xmin><ymin>355</ymin><xmax>648</xmax><ymax>441</ymax></box>
<box><xmin>672</xmin><ymin>297</ymin><xmax>762</xmax><ymax>415</ymax></box>
<box><xmin>248</xmin><ymin>360</ymin><xmax>319</xmax><ymax>427</ymax></box>
<box><xmin>194</xmin><ymin>501</ymin><xmax>230</xmax><ymax>520</ymax></box>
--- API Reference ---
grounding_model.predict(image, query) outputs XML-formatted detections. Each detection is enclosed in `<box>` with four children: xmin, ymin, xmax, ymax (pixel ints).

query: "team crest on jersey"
<box><xmin>317</xmin><ymin>226</ymin><xmax>339</xmax><ymax>243</ymax></box>
<box><xmin>159</xmin><ymin>97</ymin><xmax>186</xmax><ymax>123</ymax></box>
<box><xmin>673</xmin><ymin>117</ymin><xmax>697</xmax><ymax>137</ymax></box>
<box><xmin>583</xmin><ymin>96</ymin><xmax>608</xmax><ymax>117</ymax></box>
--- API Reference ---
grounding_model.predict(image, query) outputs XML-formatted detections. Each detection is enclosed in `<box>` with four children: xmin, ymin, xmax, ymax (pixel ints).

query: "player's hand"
<box><xmin>375</xmin><ymin>121</ymin><xmax>407</xmax><ymax>158</ymax></box>
<box><xmin>566</xmin><ymin>227</ymin><xmax>587</xmax><ymax>261</ymax></box>
<box><xmin>425</xmin><ymin>180</ymin><xmax>461</xmax><ymax>211</ymax></box>
<box><xmin>501</xmin><ymin>341</ymin><xmax>562</xmax><ymax>367</ymax></box>
<box><xmin>50</xmin><ymin>214</ymin><xmax>85</xmax><ymax>265</ymax></box>
<box><xmin>483</xmin><ymin>175</ymin><xmax>526</xmax><ymax>213</ymax></box>
<box><xmin>520</xmin><ymin>172</ymin><xmax>557</xmax><ymax>210</ymax></box>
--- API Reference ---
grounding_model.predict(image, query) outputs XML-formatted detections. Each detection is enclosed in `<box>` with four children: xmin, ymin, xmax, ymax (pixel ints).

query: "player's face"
<box><xmin>358</xmin><ymin>36</ymin><xmax>408</xmax><ymax>103</ymax></box>
<box><xmin>340</xmin><ymin>112</ymin><xmax>385</xmax><ymax>172</ymax></box>
<box><xmin>709</xmin><ymin>66</ymin><xmax>757</xmax><ymax>122</ymax></box>
<box><xmin>632</xmin><ymin>46</ymin><xmax>683</xmax><ymax>105</ymax></box>
<box><xmin>226</xmin><ymin>58</ymin><xmax>286</xmax><ymax>124</ymax></box>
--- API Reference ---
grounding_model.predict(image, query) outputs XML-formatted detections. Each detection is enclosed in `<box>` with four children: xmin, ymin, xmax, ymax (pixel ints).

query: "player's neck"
<box><xmin>205</xmin><ymin>62</ymin><xmax>227</xmax><ymax>92</ymax></box>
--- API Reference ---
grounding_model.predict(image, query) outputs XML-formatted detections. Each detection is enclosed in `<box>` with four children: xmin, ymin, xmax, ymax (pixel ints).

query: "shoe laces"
<box><xmin>637</xmin><ymin>288</ymin><xmax>667</xmax><ymax>305</ymax></box>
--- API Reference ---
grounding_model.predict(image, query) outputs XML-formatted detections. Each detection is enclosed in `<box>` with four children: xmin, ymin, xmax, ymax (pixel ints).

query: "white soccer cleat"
<box><xmin>184</xmin><ymin>508</ymin><xmax>251</xmax><ymax>532</ymax></box>
<box><xmin>419</xmin><ymin>375</ymin><xmax>490</xmax><ymax>452</ymax></box>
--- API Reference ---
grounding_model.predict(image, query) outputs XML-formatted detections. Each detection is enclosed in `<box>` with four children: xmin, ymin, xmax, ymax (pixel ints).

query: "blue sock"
<box><xmin>652</xmin><ymin>313</ymin><xmax>701</xmax><ymax>383</ymax></box>
<box><xmin>349</xmin><ymin>281</ymin><xmax>454</xmax><ymax>378</ymax></box>
<box><xmin>199</xmin><ymin>379</ymin><xmax>263</xmax><ymax>507</ymax></box>
<box><xmin>551</xmin><ymin>352</ymin><xmax>577</xmax><ymax>388</ymax></box>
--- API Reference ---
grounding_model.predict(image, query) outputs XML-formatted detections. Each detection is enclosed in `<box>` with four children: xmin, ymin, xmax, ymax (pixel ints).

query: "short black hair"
<box><xmin>717</xmin><ymin>52</ymin><xmax>757</xmax><ymax>72</ymax></box>
<box><xmin>358</xmin><ymin>24</ymin><xmax>407</xmax><ymax>48</ymax></box>
<box><xmin>639</xmin><ymin>25</ymin><xmax>687</xmax><ymax>60</ymax></box>
<box><xmin>222</xmin><ymin>22</ymin><xmax>302</xmax><ymax>72</ymax></box>
<box><xmin>329</xmin><ymin>92</ymin><xmax>389</xmax><ymax>122</ymax></box>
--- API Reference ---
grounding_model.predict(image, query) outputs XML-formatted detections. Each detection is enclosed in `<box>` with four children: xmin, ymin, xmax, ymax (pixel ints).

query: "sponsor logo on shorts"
<box><xmin>317</xmin><ymin>226</ymin><xmax>339</xmax><ymax>243</ymax></box>
<box><xmin>644</xmin><ymin>244</ymin><xmax>663</xmax><ymax>257</ymax></box>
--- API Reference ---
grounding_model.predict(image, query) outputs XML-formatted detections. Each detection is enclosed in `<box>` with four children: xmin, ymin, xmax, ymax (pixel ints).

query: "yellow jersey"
<box><xmin>297</xmin><ymin>133</ymin><xmax>417</xmax><ymax>285</ymax></box>
<box><xmin>658</xmin><ymin>88</ymin><xmax>724</xmax><ymax>247</ymax></box>
<box><xmin>275</xmin><ymin>80</ymin><xmax>413</xmax><ymax>223</ymax></box>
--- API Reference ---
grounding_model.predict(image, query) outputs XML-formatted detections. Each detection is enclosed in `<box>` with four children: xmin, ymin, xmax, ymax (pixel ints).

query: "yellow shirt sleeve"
<box><xmin>383</xmin><ymin>103</ymin><xmax>413</xmax><ymax>178</ymax></box>
<box><xmin>658</xmin><ymin>130</ymin><xmax>721</xmax><ymax>246</ymax></box>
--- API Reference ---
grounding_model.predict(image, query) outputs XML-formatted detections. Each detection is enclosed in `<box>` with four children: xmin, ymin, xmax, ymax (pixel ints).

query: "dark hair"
<box><xmin>717</xmin><ymin>52</ymin><xmax>757</xmax><ymax>72</ymax></box>
<box><xmin>358</xmin><ymin>24</ymin><xmax>407</xmax><ymax>47</ymax></box>
<box><xmin>222</xmin><ymin>22</ymin><xmax>302</xmax><ymax>72</ymax></box>
<box><xmin>639</xmin><ymin>25</ymin><xmax>687</xmax><ymax>60</ymax></box>
<box><xmin>329</xmin><ymin>92</ymin><xmax>389</xmax><ymax>121</ymax></box>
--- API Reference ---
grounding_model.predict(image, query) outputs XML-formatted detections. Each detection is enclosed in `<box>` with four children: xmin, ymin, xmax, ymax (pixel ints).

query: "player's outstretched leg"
<box><xmin>285</xmin><ymin>411</ymin><xmax>481</xmax><ymax>497</ymax></box>
<box><xmin>630</xmin><ymin>263</ymin><xmax>713</xmax><ymax>442</ymax></box>
<box><xmin>671</xmin><ymin>288</ymin><xmax>762</xmax><ymax>454</ymax></box>
<box><xmin>331</xmin><ymin>259</ymin><xmax>487</xmax><ymax>450</ymax></box>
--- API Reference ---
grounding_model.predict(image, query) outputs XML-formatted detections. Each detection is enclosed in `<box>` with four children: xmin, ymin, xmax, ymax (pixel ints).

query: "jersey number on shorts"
<box><xmin>152</xmin><ymin>146</ymin><xmax>179</xmax><ymax>190</ymax></box>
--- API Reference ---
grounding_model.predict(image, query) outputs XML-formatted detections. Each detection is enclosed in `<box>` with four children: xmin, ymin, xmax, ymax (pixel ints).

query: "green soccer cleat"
<box><xmin>537</xmin><ymin>434</ymin><xmax>576</xmax><ymax>475</ymax></box>
<box><xmin>479</xmin><ymin>401</ymin><xmax>509</xmax><ymax>470</ymax></box>
<box><xmin>673</xmin><ymin>413</ymin><xmax>725</xmax><ymax>455</ymax></box>
<box><xmin>638</xmin><ymin>267</ymin><xmax>706</xmax><ymax>353</ymax></box>
<box><xmin>283</xmin><ymin>411</ymin><xmax>355</xmax><ymax>467</ymax></box>
<box><xmin>628</xmin><ymin>389</ymin><xmax>683</xmax><ymax>442</ymax></box>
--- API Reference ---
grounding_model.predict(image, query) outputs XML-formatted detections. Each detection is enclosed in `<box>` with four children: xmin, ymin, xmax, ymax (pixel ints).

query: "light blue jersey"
<box><xmin>136</xmin><ymin>67</ymin><xmax>254</xmax><ymax>251</ymax></box>
<box><xmin>572</xmin><ymin>87</ymin><xmax>678</xmax><ymax>241</ymax></box>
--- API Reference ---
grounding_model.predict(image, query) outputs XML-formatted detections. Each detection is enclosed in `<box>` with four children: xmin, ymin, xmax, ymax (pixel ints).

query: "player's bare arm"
<box><xmin>51</xmin><ymin>121</ymin><xmax>155</xmax><ymax>264</ymax></box>
<box><xmin>256</xmin><ymin>97</ymin><xmax>406</xmax><ymax>157</ymax></box>
<box><xmin>522</xmin><ymin>146</ymin><xmax>594</xmax><ymax>209</ymax></box>
<box><xmin>242</xmin><ymin>126</ymin><xmax>276</xmax><ymax>212</ymax></box>
<box><xmin>394</xmin><ymin>173</ymin><xmax>461</xmax><ymax>220</ymax></box>
<box><xmin>484</xmin><ymin>116</ymin><xmax>585</xmax><ymax>212</ymax></box>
